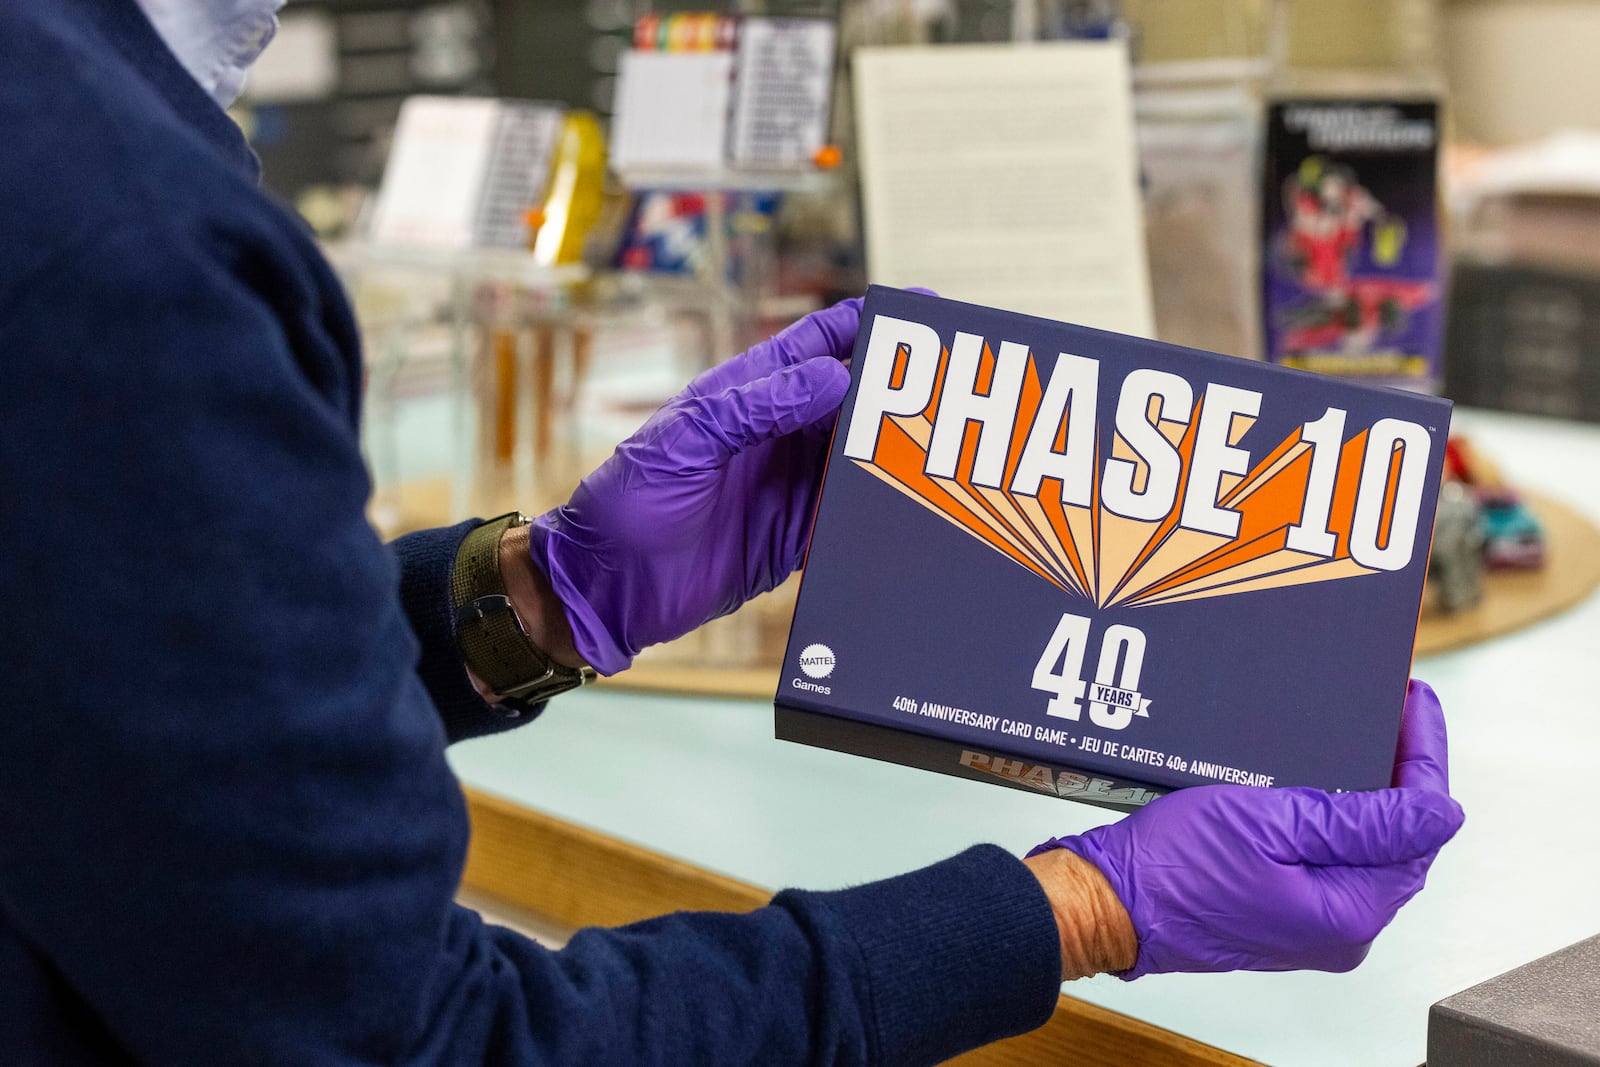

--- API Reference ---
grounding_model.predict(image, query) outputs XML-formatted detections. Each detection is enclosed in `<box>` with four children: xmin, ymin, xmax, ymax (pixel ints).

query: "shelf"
<box><xmin>329</xmin><ymin>242</ymin><xmax>590</xmax><ymax>289</ymax></box>
<box><xmin>613</xmin><ymin>166</ymin><xmax>837</xmax><ymax>194</ymax></box>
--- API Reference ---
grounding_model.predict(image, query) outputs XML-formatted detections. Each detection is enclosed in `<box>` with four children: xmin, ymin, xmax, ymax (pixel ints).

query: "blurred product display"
<box><xmin>1124</xmin><ymin>1</ymin><xmax>1262</xmax><ymax>359</ymax></box>
<box><xmin>534</xmin><ymin>110</ymin><xmax>611</xmax><ymax>265</ymax></box>
<box><xmin>1136</xmin><ymin>75</ymin><xmax>1262</xmax><ymax>359</ymax></box>
<box><xmin>611</xmin><ymin>48</ymin><xmax>737</xmax><ymax>170</ymax></box>
<box><xmin>333</xmin><ymin>244</ymin><xmax>586</xmax><ymax>533</ymax></box>
<box><xmin>610</xmin><ymin>13</ymin><xmax>837</xmax><ymax>172</ymax></box>
<box><xmin>332</xmin><ymin>9</ymin><xmax>850</xmax><ymax>671</ymax></box>
<box><xmin>633</xmin><ymin>11</ymin><xmax>739</xmax><ymax>50</ymax></box>
<box><xmin>255</xmin><ymin>0</ymin><xmax>1600</xmax><ymax>675</ymax></box>
<box><xmin>614</xmin><ymin>191</ymin><xmax>781</xmax><ymax>280</ymax></box>
<box><xmin>237</xmin><ymin>0</ymin><xmax>499</xmax><ymax>225</ymax></box>
<box><xmin>367</xmin><ymin>96</ymin><xmax>565</xmax><ymax>250</ymax></box>
<box><xmin>728</xmin><ymin>17</ymin><xmax>839</xmax><ymax>167</ymax></box>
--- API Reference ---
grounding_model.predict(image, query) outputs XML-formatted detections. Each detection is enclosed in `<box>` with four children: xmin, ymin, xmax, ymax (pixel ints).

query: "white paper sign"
<box><xmin>728</xmin><ymin>18</ymin><xmax>837</xmax><ymax>167</ymax></box>
<box><xmin>854</xmin><ymin>42</ymin><xmax>1154</xmax><ymax>336</ymax></box>
<box><xmin>610</xmin><ymin>51</ymin><xmax>736</xmax><ymax>171</ymax></box>
<box><xmin>368</xmin><ymin>97</ymin><xmax>563</xmax><ymax>250</ymax></box>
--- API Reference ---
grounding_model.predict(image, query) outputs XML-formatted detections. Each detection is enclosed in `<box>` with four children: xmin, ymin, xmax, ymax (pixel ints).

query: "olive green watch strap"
<box><xmin>451</xmin><ymin>513</ymin><xmax>595</xmax><ymax>715</ymax></box>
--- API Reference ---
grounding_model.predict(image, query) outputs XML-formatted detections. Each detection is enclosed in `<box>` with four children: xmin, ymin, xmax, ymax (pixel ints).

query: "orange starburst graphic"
<box><xmin>854</xmin><ymin>348</ymin><xmax>1381</xmax><ymax>607</ymax></box>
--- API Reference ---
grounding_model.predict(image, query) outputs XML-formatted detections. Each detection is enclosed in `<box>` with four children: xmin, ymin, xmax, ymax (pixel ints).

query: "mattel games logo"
<box><xmin>799</xmin><ymin>644</ymin><xmax>836</xmax><ymax>679</ymax></box>
<box><xmin>792</xmin><ymin>643</ymin><xmax>836</xmax><ymax>696</ymax></box>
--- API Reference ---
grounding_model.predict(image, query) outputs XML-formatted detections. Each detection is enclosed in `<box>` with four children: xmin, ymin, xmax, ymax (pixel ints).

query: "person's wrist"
<box><xmin>498</xmin><ymin>523</ymin><xmax>585</xmax><ymax>670</ymax></box>
<box><xmin>1022</xmin><ymin>845</ymin><xmax>1138</xmax><ymax>980</ymax></box>
<box><xmin>463</xmin><ymin>523</ymin><xmax>586</xmax><ymax>704</ymax></box>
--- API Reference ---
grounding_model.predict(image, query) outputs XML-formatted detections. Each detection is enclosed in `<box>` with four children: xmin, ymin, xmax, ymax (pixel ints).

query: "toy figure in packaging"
<box><xmin>1263</xmin><ymin>101</ymin><xmax>1442</xmax><ymax>390</ymax></box>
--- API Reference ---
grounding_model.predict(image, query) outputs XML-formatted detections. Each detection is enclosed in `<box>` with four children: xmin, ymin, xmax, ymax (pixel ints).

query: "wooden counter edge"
<box><xmin>461</xmin><ymin>787</ymin><xmax>1259</xmax><ymax>1067</ymax></box>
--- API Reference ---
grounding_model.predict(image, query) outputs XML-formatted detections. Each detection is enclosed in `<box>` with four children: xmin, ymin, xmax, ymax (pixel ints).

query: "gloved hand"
<box><xmin>1029</xmin><ymin>679</ymin><xmax>1464</xmax><ymax>978</ymax></box>
<box><xmin>529</xmin><ymin>298</ymin><xmax>864</xmax><ymax>675</ymax></box>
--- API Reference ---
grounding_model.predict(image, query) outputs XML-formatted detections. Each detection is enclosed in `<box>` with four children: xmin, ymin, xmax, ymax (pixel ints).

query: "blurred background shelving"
<box><xmin>228</xmin><ymin>0</ymin><xmax>1600</xmax><ymax>673</ymax></box>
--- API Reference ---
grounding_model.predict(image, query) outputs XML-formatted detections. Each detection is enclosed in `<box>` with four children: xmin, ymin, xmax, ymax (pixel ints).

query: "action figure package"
<box><xmin>776</xmin><ymin>287</ymin><xmax>1450</xmax><ymax>810</ymax></box>
<box><xmin>1262</xmin><ymin>100</ymin><xmax>1443</xmax><ymax>390</ymax></box>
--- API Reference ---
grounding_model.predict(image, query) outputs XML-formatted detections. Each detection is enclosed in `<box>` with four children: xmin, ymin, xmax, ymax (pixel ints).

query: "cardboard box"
<box><xmin>776</xmin><ymin>287</ymin><xmax>1451</xmax><ymax>810</ymax></box>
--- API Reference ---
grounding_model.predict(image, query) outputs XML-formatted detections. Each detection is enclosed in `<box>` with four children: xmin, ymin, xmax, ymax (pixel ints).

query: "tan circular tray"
<box><xmin>604</xmin><ymin>489</ymin><xmax>1600</xmax><ymax>699</ymax></box>
<box><xmin>1411</xmin><ymin>490</ymin><xmax>1600</xmax><ymax>656</ymax></box>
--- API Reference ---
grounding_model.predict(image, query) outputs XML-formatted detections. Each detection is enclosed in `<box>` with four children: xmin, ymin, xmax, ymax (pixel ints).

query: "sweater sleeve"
<box><xmin>389</xmin><ymin>520</ymin><xmax>545</xmax><ymax>744</ymax></box>
<box><xmin>0</xmin><ymin>220</ymin><xmax>1063</xmax><ymax>1066</ymax></box>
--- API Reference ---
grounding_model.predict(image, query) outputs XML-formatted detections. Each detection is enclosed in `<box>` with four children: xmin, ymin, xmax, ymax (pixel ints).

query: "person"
<box><xmin>0</xmin><ymin>2</ymin><xmax>1464</xmax><ymax>1063</ymax></box>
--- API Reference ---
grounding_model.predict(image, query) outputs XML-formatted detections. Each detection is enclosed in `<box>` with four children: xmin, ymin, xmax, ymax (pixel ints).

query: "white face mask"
<box><xmin>134</xmin><ymin>0</ymin><xmax>285</xmax><ymax>109</ymax></box>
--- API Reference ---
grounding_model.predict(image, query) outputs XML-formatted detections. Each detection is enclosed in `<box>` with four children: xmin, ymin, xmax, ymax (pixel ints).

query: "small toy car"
<box><xmin>1478</xmin><ymin>488</ymin><xmax>1547</xmax><ymax>570</ymax></box>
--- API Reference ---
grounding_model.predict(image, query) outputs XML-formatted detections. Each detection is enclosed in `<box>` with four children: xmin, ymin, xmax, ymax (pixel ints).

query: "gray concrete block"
<box><xmin>1429</xmin><ymin>933</ymin><xmax>1600</xmax><ymax>1066</ymax></box>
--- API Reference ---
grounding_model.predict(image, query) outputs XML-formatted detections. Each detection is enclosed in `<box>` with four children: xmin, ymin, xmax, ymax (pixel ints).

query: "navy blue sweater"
<box><xmin>0</xmin><ymin>2</ymin><xmax>1062</xmax><ymax>1063</ymax></box>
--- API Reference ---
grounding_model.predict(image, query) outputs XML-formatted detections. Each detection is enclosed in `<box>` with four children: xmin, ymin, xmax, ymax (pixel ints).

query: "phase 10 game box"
<box><xmin>775</xmin><ymin>286</ymin><xmax>1451</xmax><ymax>811</ymax></box>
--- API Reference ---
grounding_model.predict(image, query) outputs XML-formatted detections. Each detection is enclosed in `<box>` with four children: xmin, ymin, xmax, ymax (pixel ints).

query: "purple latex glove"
<box><xmin>1029</xmin><ymin>680</ymin><xmax>1464</xmax><ymax>978</ymax></box>
<box><xmin>530</xmin><ymin>298</ymin><xmax>866</xmax><ymax>675</ymax></box>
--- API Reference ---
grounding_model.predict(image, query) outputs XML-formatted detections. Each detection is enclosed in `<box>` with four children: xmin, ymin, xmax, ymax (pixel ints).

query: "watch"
<box><xmin>451</xmin><ymin>512</ymin><xmax>597</xmax><ymax>716</ymax></box>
